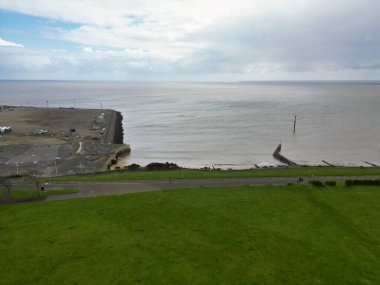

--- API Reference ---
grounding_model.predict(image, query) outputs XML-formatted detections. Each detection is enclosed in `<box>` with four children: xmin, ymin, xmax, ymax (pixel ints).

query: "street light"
<box><xmin>54</xmin><ymin>157</ymin><xmax>61</xmax><ymax>176</ymax></box>
<box><xmin>15</xmin><ymin>161</ymin><xmax>23</xmax><ymax>175</ymax></box>
<box><xmin>79</xmin><ymin>161</ymin><xmax>84</xmax><ymax>173</ymax></box>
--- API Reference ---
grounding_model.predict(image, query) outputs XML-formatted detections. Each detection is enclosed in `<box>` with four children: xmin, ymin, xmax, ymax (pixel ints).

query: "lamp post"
<box><xmin>54</xmin><ymin>157</ymin><xmax>61</xmax><ymax>176</ymax></box>
<box><xmin>15</xmin><ymin>162</ymin><xmax>23</xmax><ymax>175</ymax></box>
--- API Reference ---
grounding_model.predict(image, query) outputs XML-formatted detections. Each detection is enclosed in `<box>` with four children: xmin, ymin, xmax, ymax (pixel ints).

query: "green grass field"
<box><xmin>52</xmin><ymin>167</ymin><xmax>380</xmax><ymax>182</ymax></box>
<box><xmin>1</xmin><ymin>184</ymin><xmax>379</xmax><ymax>284</ymax></box>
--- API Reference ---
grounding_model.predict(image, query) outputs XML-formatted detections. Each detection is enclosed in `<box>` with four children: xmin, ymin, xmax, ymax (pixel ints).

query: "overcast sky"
<box><xmin>0</xmin><ymin>0</ymin><xmax>379</xmax><ymax>81</ymax></box>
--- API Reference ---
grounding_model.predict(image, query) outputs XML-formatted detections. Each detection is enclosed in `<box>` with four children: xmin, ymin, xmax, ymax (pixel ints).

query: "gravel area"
<box><xmin>0</xmin><ymin>106</ymin><xmax>128</xmax><ymax>177</ymax></box>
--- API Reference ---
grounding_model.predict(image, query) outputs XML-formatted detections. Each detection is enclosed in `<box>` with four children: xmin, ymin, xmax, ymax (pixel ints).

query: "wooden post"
<box><xmin>293</xmin><ymin>115</ymin><xmax>297</xmax><ymax>133</ymax></box>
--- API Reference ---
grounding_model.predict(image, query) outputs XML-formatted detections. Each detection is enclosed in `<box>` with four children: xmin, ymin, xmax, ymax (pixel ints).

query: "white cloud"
<box><xmin>0</xmin><ymin>37</ymin><xmax>23</xmax><ymax>47</ymax></box>
<box><xmin>0</xmin><ymin>0</ymin><xmax>380</xmax><ymax>80</ymax></box>
<box><xmin>82</xmin><ymin>47</ymin><xmax>94</xmax><ymax>53</ymax></box>
<box><xmin>0</xmin><ymin>0</ymin><xmax>282</xmax><ymax>27</ymax></box>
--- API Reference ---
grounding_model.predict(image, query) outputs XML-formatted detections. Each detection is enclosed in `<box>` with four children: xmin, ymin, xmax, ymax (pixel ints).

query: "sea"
<box><xmin>1</xmin><ymin>80</ymin><xmax>380</xmax><ymax>168</ymax></box>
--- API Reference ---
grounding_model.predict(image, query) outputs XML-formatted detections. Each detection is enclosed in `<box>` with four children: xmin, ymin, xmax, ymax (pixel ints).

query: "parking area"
<box><xmin>0</xmin><ymin>106</ymin><xmax>121</xmax><ymax>177</ymax></box>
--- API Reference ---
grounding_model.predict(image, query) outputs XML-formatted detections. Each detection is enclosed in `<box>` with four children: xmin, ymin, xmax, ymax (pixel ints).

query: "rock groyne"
<box><xmin>113</xmin><ymin>111</ymin><xmax>124</xmax><ymax>144</ymax></box>
<box><xmin>273</xmin><ymin>144</ymin><xmax>298</xmax><ymax>166</ymax></box>
<box><xmin>104</xmin><ymin>110</ymin><xmax>130</xmax><ymax>169</ymax></box>
<box><xmin>106</xmin><ymin>110</ymin><xmax>124</xmax><ymax>144</ymax></box>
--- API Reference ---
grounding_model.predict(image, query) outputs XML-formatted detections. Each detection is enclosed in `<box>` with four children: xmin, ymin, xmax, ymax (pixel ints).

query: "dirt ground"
<box><xmin>0</xmin><ymin>106</ymin><xmax>127</xmax><ymax>177</ymax></box>
<box><xmin>0</xmin><ymin>106</ymin><xmax>108</xmax><ymax>140</ymax></box>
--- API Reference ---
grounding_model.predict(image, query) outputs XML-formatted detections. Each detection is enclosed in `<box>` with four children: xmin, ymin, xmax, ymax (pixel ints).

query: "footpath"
<box><xmin>45</xmin><ymin>175</ymin><xmax>380</xmax><ymax>201</ymax></box>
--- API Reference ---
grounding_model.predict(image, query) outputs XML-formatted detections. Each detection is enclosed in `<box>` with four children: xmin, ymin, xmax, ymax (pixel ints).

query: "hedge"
<box><xmin>345</xmin><ymin>179</ymin><xmax>380</xmax><ymax>187</ymax></box>
<box><xmin>309</xmin><ymin>180</ymin><xmax>324</xmax><ymax>187</ymax></box>
<box><xmin>325</xmin><ymin>180</ymin><xmax>337</xmax><ymax>186</ymax></box>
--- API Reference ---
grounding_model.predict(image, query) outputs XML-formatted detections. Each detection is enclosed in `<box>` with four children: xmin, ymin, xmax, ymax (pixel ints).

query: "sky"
<box><xmin>0</xmin><ymin>0</ymin><xmax>379</xmax><ymax>81</ymax></box>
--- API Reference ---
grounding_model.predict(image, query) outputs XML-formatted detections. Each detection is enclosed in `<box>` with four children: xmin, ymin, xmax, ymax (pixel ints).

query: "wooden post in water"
<box><xmin>293</xmin><ymin>115</ymin><xmax>297</xmax><ymax>133</ymax></box>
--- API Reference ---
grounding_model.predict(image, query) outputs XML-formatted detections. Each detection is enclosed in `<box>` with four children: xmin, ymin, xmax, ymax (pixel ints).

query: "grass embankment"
<box><xmin>52</xmin><ymin>167</ymin><xmax>380</xmax><ymax>182</ymax></box>
<box><xmin>10</xmin><ymin>189</ymin><xmax>78</xmax><ymax>199</ymax></box>
<box><xmin>1</xmin><ymin>184</ymin><xmax>380</xmax><ymax>284</ymax></box>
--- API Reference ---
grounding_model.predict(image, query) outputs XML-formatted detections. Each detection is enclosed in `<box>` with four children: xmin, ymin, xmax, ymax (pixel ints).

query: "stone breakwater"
<box><xmin>273</xmin><ymin>144</ymin><xmax>298</xmax><ymax>166</ymax></box>
<box><xmin>104</xmin><ymin>110</ymin><xmax>124</xmax><ymax>144</ymax></box>
<box><xmin>113</xmin><ymin>111</ymin><xmax>124</xmax><ymax>144</ymax></box>
<box><xmin>105</xmin><ymin>110</ymin><xmax>130</xmax><ymax>169</ymax></box>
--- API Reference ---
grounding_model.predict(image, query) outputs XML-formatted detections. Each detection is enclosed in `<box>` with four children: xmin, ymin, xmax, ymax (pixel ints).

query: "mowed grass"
<box><xmin>1</xmin><ymin>184</ymin><xmax>380</xmax><ymax>284</ymax></box>
<box><xmin>52</xmin><ymin>167</ymin><xmax>380</xmax><ymax>182</ymax></box>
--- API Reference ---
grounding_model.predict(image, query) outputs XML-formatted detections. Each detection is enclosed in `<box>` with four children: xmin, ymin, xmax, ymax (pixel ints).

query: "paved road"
<box><xmin>39</xmin><ymin>175</ymin><xmax>380</xmax><ymax>201</ymax></box>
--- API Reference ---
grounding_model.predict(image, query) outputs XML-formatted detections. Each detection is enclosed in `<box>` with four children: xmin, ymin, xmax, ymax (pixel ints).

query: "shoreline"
<box><xmin>112</xmin><ymin>146</ymin><xmax>374</xmax><ymax>170</ymax></box>
<box><xmin>111</xmin><ymin>155</ymin><xmax>375</xmax><ymax>171</ymax></box>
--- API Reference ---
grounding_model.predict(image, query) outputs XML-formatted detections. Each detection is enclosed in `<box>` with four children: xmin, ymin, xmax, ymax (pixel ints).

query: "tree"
<box><xmin>127</xmin><ymin>163</ymin><xmax>140</xmax><ymax>171</ymax></box>
<box><xmin>0</xmin><ymin>176</ymin><xmax>12</xmax><ymax>200</ymax></box>
<box><xmin>25</xmin><ymin>170</ymin><xmax>42</xmax><ymax>196</ymax></box>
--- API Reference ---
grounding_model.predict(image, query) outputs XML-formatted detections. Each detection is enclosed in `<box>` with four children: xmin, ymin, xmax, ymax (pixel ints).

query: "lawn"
<box><xmin>52</xmin><ymin>166</ymin><xmax>380</xmax><ymax>182</ymax></box>
<box><xmin>0</xmin><ymin>184</ymin><xmax>379</xmax><ymax>284</ymax></box>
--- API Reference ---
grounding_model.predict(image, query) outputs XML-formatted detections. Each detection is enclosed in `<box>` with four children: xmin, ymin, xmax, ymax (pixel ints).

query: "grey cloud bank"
<box><xmin>0</xmin><ymin>0</ymin><xmax>379</xmax><ymax>80</ymax></box>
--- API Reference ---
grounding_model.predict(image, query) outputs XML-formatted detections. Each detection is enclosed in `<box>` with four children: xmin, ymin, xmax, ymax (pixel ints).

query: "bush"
<box><xmin>309</xmin><ymin>180</ymin><xmax>324</xmax><ymax>187</ymax></box>
<box><xmin>127</xmin><ymin>163</ymin><xmax>140</xmax><ymax>171</ymax></box>
<box><xmin>345</xmin><ymin>180</ymin><xmax>353</xmax><ymax>187</ymax></box>
<box><xmin>325</xmin><ymin>180</ymin><xmax>337</xmax><ymax>186</ymax></box>
<box><xmin>345</xmin><ymin>179</ymin><xmax>380</xmax><ymax>187</ymax></box>
<box><xmin>146</xmin><ymin>162</ymin><xmax>180</xmax><ymax>171</ymax></box>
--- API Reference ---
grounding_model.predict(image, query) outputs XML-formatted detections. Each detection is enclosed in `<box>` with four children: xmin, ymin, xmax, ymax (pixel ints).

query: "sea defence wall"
<box><xmin>104</xmin><ymin>110</ymin><xmax>130</xmax><ymax>169</ymax></box>
<box><xmin>106</xmin><ymin>144</ymin><xmax>131</xmax><ymax>170</ymax></box>
<box><xmin>114</xmin><ymin>111</ymin><xmax>124</xmax><ymax>144</ymax></box>
<box><xmin>105</xmin><ymin>110</ymin><xmax>124</xmax><ymax>144</ymax></box>
<box><xmin>108</xmin><ymin>111</ymin><xmax>124</xmax><ymax>144</ymax></box>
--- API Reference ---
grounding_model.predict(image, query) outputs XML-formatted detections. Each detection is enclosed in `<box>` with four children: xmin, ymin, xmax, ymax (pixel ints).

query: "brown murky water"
<box><xmin>2</xmin><ymin>81</ymin><xmax>380</xmax><ymax>168</ymax></box>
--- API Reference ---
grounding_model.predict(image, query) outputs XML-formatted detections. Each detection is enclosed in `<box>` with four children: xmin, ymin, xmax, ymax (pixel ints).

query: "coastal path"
<box><xmin>40</xmin><ymin>175</ymin><xmax>380</xmax><ymax>201</ymax></box>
